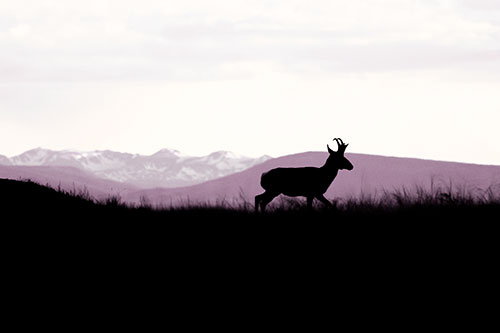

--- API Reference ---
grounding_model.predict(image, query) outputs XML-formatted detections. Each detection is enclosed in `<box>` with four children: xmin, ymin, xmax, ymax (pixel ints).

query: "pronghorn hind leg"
<box><xmin>255</xmin><ymin>193</ymin><xmax>264</xmax><ymax>212</ymax></box>
<box><xmin>306</xmin><ymin>196</ymin><xmax>314</xmax><ymax>210</ymax></box>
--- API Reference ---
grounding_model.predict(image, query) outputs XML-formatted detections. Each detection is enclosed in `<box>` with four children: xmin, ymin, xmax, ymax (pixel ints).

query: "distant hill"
<box><xmin>123</xmin><ymin>152</ymin><xmax>500</xmax><ymax>206</ymax></box>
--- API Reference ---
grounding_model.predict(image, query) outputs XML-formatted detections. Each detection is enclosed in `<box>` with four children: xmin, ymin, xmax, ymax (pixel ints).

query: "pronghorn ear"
<box><xmin>327</xmin><ymin>144</ymin><xmax>334</xmax><ymax>154</ymax></box>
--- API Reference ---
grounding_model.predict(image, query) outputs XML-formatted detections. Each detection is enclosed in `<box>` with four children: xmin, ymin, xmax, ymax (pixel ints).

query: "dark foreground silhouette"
<box><xmin>256</xmin><ymin>138</ymin><xmax>353</xmax><ymax>211</ymax></box>
<box><xmin>4</xmin><ymin>177</ymin><xmax>497</xmax><ymax>319</ymax></box>
<box><xmin>2</xmin><ymin>177</ymin><xmax>499</xmax><ymax>272</ymax></box>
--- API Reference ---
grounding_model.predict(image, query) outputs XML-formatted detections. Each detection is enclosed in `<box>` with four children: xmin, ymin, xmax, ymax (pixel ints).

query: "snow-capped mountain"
<box><xmin>0</xmin><ymin>155</ymin><xmax>10</xmax><ymax>165</ymax></box>
<box><xmin>1</xmin><ymin>148</ymin><xmax>271</xmax><ymax>188</ymax></box>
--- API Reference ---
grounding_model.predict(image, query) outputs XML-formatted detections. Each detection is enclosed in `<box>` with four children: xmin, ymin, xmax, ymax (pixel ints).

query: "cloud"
<box><xmin>458</xmin><ymin>0</ymin><xmax>500</xmax><ymax>11</ymax></box>
<box><xmin>0</xmin><ymin>0</ymin><xmax>499</xmax><ymax>83</ymax></box>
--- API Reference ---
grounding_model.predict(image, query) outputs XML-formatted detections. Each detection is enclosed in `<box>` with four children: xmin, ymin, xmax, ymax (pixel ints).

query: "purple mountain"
<box><xmin>122</xmin><ymin>152</ymin><xmax>500</xmax><ymax>206</ymax></box>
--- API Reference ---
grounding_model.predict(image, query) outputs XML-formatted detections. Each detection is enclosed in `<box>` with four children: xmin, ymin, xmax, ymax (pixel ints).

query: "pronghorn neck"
<box><xmin>321</xmin><ymin>157</ymin><xmax>339</xmax><ymax>172</ymax></box>
<box><xmin>320</xmin><ymin>161</ymin><xmax>339</xmax><ymax>180</ymax></box>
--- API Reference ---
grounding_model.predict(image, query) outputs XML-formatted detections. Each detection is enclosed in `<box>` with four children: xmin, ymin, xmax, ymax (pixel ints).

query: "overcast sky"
<box><xmin>1</xmin><ymin>0</ymin><xmax>499</xmax><ymax>164</ymax></box>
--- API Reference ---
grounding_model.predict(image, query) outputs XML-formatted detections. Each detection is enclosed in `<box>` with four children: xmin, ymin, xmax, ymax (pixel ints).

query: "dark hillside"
<box><xmin>2</xmin><ymin>178</ymin><xmax>498</xmax><ymax>278</ymax></box>
<box><xmin>1</xmin><ymin>178</ymin><xmax>97</xmax><ymax>220</ymax></box>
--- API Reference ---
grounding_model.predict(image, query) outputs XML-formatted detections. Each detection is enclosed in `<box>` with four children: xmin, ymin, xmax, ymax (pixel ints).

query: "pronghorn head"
<box><xmin>326</xmin><ymin>138</ymin><xmax>354</xmax><ymax>171</ymax></box>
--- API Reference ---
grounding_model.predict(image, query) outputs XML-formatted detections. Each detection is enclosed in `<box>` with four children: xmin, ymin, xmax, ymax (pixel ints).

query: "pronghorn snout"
<box><xmin>342</xmin><ymin>158</ymin><xmax>354</xmax><ymax>171</ymax></box>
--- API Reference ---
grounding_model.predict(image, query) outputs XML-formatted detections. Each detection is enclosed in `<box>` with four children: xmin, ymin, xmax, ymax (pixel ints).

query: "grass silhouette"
<box><xmin>2</xmin><ymin>178</ymin><xmax>499</xmax><ymax>223</ymax></box>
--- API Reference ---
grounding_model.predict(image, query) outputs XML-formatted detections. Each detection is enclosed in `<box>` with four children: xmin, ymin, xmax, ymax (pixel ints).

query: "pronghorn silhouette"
<box><xmin>255</xmin><ymin>138</ymin><xmax>353</xmax><ymax>212</ymax></box>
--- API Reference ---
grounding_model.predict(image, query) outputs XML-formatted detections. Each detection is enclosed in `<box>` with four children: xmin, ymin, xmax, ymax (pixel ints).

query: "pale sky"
<box><xmin>1</xmin><ymin>0</ymin><xmax>499</xmax><ymax>164</ymax></box>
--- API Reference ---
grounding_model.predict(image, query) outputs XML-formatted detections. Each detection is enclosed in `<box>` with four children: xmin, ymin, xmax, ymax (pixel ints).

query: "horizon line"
<box><xmin>2</xmin><ymin>146</ymin><xmax>499</xmax><ymax>167</ymax></box>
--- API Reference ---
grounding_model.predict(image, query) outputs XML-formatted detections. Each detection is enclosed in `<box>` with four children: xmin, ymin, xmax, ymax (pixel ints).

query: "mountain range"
<box><xmin>1</xmin><ymin>148</ymin><xmax>499</xmax><ymax>207</ymax></box>
<box><xmin>0</xmin><ymin>148</ymin><xmax>271</xmax><ymax>188</ymax></box>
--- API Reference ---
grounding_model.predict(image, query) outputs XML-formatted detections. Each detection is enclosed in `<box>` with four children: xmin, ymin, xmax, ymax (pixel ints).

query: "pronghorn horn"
<box><xmin>333</xmin><ymin>138</ymin><xmax>348</xmax><ymax>154</ymax></box>
<box><xmin>333</xmin><ymin>138</ymin><xmax>341</xmax><ymax>148</ymax></box>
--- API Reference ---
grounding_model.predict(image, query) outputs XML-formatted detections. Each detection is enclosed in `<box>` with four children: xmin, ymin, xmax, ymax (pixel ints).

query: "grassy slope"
<box><xmin>2</xmin><ymin>178</ymin><xmax>499</xmax><ymax>223</ymax></box>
